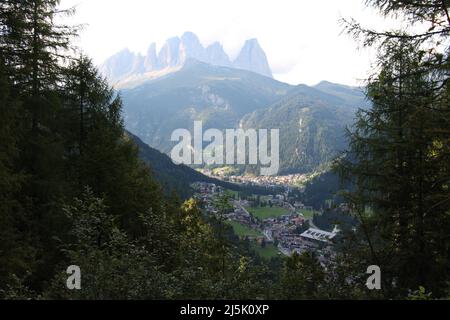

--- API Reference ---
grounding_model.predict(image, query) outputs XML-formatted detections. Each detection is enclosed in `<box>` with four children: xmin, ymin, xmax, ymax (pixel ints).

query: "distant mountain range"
<box><xmin>101</xmin><ymin>32</ymin><xmax>369</xmax><ymax>175</ymax></box>
<box><xmin>121</xmin><ymin>60</ymin><xmax>289</xmax><ymax>154</ymax></box>
<box><xmin>241</xmin><ymin>82</ymin><xmax>367</xmax><ymax>173</ymax></box>
<box><xmin>119</xmin><ymin>59</ymin><xmax>369</xmax><ymax>174</ymax></box>
<box><xmin>100</xmin><ymin>32</ymin><xmax>273</xmax><ymax>87</ymax></box>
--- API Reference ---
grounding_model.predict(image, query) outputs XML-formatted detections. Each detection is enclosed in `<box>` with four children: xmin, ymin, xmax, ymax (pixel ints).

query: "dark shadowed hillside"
<box><xmin>127</xmin><ymin>131</ymin><xmax>230</xmax><ymax>198</ymax></box>
<box><xmin>128</xmin><ymin>131</ymin><xmax>274</xmax><ymax>198</ymax></box>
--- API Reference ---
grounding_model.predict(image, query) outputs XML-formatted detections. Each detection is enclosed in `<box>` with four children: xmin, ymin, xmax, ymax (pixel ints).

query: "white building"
<box><xmin>300</xmin><ymin>228</ymin><xmax>337</xmax><ymax>244</ymax></box>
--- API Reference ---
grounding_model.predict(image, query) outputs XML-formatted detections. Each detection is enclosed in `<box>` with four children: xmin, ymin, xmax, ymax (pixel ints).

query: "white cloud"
<box><xmin>60</xmin><ymin>0</ymin><xmax>398</xmax><ymax>86</ymax></box>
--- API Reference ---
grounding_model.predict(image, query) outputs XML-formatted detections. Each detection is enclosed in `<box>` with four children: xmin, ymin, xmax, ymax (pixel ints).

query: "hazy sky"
<box><xmin>60</xmin><ymin>0</ymin><xmax>399</xmax><ymax>86</ymax></box>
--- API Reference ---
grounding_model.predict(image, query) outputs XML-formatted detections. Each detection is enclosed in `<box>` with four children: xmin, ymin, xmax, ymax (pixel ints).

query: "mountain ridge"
<box><xmin>241</xmin><ymin>83</ymin><xmax>366</xmax><ymax>174</ymax></box>
<box><xmin>99</xmin><ymin>32</ymin><xmax>273</xmax><ymax>86</ymax></box>
<box><xmin>120</xmin><ymin>61</ymin><xmax>369</xmax><ymax>174</ymax></box>
<box><xmin>121</xmin><ymin>60</ymin><xmax>291</xmax><ymax>154</ymax></box>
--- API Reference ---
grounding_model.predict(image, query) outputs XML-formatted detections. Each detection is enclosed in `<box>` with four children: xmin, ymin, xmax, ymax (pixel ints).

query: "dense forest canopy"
<box><xmin>0</xmin><ymin>0</ymin><xmax>448</xmax><ymax>299</ymax></box>
<box><xmin>336</xmin><ymin>0</ymin><xmax>450</xmax><ymax>297</ymax></box>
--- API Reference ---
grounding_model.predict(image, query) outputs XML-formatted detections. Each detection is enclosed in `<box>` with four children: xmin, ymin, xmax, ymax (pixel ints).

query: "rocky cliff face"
<box><xmin>205</xmin><ymin>42</ymin><xmax>231</xmax><ymax>67</ymax></box>
<box><xmin>233</xmin><ymin>39</ymin><xmax>273</xmax><ymax>78</ymax></box>
<box><xmin>99</xmin><ymin>32</ymin><xmax>273</xmax><ymax>85</ymax></box>
<box><xmin>99</xmin><ymin>48</ymin><xmax>135</xmax><ymax>83</ymax></box>
<box><xmin>144</xmin><ymin>43</ymin><xmax>158</xmax><ymax>71</ymax></box>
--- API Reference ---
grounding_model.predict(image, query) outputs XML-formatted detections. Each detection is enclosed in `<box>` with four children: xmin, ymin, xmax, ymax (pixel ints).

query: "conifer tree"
<box><xmin>337</xmin><ymin>0</ymin><xmax>450</xmax><ymax>297</ymax></box>
<box><xmin>0</xmin><ymin>55</ymin><xmax>32</xmax><ymax>289</ymax></box>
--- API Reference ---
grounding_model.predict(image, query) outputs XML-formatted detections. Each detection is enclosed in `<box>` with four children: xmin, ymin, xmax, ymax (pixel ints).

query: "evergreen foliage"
<box><xmin>0</xmin><ymin>0</ymin><xmax>448</xmax><ymax>300</ymax></box>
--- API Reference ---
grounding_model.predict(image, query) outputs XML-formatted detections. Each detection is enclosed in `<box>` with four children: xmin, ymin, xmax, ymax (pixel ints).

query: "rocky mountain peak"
<box><xmin>233</xmin><ymin>38</ymin><xmax>273</xmax><ymax>78</ymax></box>
<box><xmin>205</xmin><ymin>42</ymin><xmax>231</xmax><ymax>67</ymax></box>
<box><xmin>144</xmin><ymin>43</ymin><xmax>158</xmax><ymax>72</ymax></box>
<box><xmin>180</xmin><ymin>32</ymin><xmax>205</xmax><ymax>62</ymax></box>
<box><xmin>100</xmin><ymin>32</ymin><xmax>273</xmax><ymax>85</ymax></box>
<box><xmin>158</xmin><ymin>37</ymin><xmax>181</xmax><ymax>68</ymax></box>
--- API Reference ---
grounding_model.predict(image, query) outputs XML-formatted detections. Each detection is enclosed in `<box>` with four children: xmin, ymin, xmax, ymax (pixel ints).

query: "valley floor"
<box><xmin>192</xmin><ymin>181</ymin><xmax>337</xmax><ymax>263</ymax></box>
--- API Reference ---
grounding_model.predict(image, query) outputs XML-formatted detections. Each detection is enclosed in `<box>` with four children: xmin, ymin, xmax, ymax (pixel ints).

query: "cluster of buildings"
<box><xmin>263</xmin><ymin>214</ymin><xmax>305</xmax><ymax>239</ymax></box>
<box><xmin>282</xmin><ymin>227</ymin><xmax>337</xmax><ymax>255</ymax></box>
<box><xmin>192</xmin><ymin>181</ymin><xmax>339</xmax><ymax>262</ymax></box>
<box><xmin>227</xmin><ymin>202</ymin><xmax>259</xmax><ymax>232</ymax></box>
<box><xmin>197</xmin><ymin>169</ymin><xmax>312</xmax><ymax>189</ymax></box>
<box><xmin>225</xmin><ymin>174</ymin><xmax>309</xmax><ymax>189</ymax></box>
<box><xmin>263</xmin><ymin>213</ymin><xmax>338</xmax><ymax>260</ymax></box>
<box><xmin>191</xmin><ymin>182</ymin><xmax>225</xmax><ymax>215</ymax></box>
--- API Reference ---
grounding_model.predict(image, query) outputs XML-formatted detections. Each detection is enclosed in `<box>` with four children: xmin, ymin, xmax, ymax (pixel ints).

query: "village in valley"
<box><xmin>192</xmin><ymin>180</ymin><xmax>348</xmax><ymax>263</ymax></box>
<box><xmin>198</xmin><ymin>168</ymin><xmax>316</xmax><ymax>189</ymax></box>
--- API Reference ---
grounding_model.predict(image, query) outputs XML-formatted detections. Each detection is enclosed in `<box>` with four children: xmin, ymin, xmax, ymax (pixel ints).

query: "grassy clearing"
<box><xmin>298</xmin><ymin>209</ymin><xmax>318</xmax><ymax>219</ymax></box>
<box><xmin>246</xmin><ymin>206</ymin><xmax>289</xmax><ymax>219</ymax></box>
<box><xmin>227</xmin><ymin>220</ymin><xmax>262</xmax><ymax>238</ymax></box>
<box><xmin>227</xmin><ymin>221</ymin><xmax>281</xmax><ymax>259</ymax></box>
